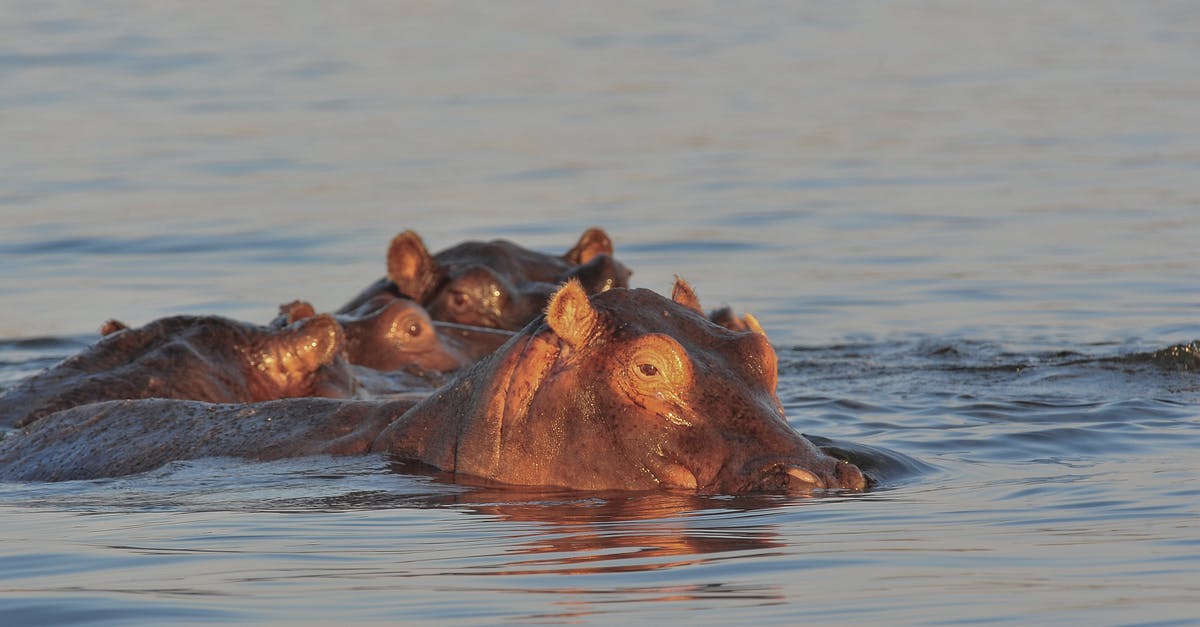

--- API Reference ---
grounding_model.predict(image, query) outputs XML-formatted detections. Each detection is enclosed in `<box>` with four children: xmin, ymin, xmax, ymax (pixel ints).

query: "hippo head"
<box><xmin>375</xmin><ymin>279</ymin><xmax>866</xmax><ymax>494</ymax></box>
<box><xmin>92</xmin><ymin>312</ymin><xmax>353</xmax><ymax>401</ymax></box>
<box><xmin>338</xmin><ymin>297</ymin><xmax>471</xmax><ymax>373</ymax></box>
<box><xmin>4</xmin><ymin>313</ymin><xmax>357</xmax><ymax>429</ymax></box>
<box><xmin>239</xmin><ymin>314</ymin><xmax>356</xmax><ymax>400</ymax></box>
<box><xmin>383</xmin><ymin>228</ymin><xmax>631</xmax><ymax>330</ymax></box>
<box><xmin>277</xmin><ymin>298</ymin><xmax>502</xmax><ymax>373</ymax></box>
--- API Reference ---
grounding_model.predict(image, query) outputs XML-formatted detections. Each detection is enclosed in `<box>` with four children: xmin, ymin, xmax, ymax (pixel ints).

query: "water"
<box><xmin>2</xmin><ymin>1</ymin><xmax>1199</xmax><ymax>624</ymax></box>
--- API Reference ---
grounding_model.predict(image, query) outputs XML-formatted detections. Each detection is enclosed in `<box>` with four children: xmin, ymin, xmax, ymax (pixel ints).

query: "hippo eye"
<box><xmin>392</xmin><ymin>314</ymin><xmax>433</xmax><ymax>349</ymax></box>
<box><xmin>451</xmin><ymin>291</ymin><xmax>469</xmax><ymax>308</ymax></box>
<box><xmin>617</xmin><ymin>335</ymin><xmax>695</xmax><ymax>428</ymax></box>
<box><xmin>621</xmin><ymin>334</ymin><xmax>692</xmax><ymax>397</ymax></box>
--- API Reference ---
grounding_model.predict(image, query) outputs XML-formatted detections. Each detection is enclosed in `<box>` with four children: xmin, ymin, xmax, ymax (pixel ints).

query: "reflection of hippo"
<box><xmin>273</xmin><ymin>298</ymin><xmax>513</xmax><ymax>373</ymax></box>
<box><xmin>419</xmin><ymin>489</ymin><xmax>787</xmax><ymax>576</ymax></box>
<box><xmin>0</xmin><ymin>314</ymin><xmax>356</xmax><ymax>429</ymax></box>
<box><xmin>0</xmin><ymin>280</ymin><xmax>866</xmax><ymax>494</ymax></box>
<box><xmin>338</xmin><ymin>228</ymin><xmax>632</xmax><ymax>330</ymax></box>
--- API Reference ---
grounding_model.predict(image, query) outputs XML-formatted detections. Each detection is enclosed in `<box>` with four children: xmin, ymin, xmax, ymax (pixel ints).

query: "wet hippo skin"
<box><xmin>374</xmin><ymin>278</ymin><xmax>866</xmax><ymax>492</ymax></box>
<box><xmin>0</xmin><ymin>314</ymin><xmax>356</xmax><ymax>429</ymax></box>
<box><xmin>338</xmin><ymin>227</ymin><xmax>632</xmax><ymax>331</ymax></box>
<box><xmin>1</xmin><ymin>280</ymin><xmax>866</xmax><ymax>493</ymax></box>
<box><xmin>0</xmin><ymin>397</ymin><xmax>414</xmax><ymax>482</ymax></box>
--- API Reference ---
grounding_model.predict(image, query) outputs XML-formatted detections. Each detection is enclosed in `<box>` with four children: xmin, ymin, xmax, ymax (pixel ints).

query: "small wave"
<box><xmin>0</xmin><ymin>336</ymin><xmax>90</xmax><ymax>351</ymax></box>
<box><xmin>0</xmin><ymin>230</ymin><xmax>324</xmax><ymax>257</ymax></box>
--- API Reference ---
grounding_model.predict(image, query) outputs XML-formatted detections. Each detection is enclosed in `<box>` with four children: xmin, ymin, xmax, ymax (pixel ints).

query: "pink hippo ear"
<box><xmin>386</xmin><ymin>230</ymin><xmax>439</xmax><ymax>301</ymax></box>
<box><xmin>546</xmin><ymin>279</ymin><xmax>598</xmax><ymax>348</ymax></box>
<box><xmin>670</xmin><ymin>276</ymin><xmax>705</xmax><ymax>315</ymax></box>
<box><xmin>563</xmin><ymin>227</ymin><xmax>614</xmax><ymax>265</ymax></box>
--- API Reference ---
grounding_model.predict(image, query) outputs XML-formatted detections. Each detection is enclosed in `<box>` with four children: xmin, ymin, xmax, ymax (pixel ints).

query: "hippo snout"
<box><xmin>745</xmin><ymin>459</ymin><xmax>868</xmax><ymax>493</ymax></box>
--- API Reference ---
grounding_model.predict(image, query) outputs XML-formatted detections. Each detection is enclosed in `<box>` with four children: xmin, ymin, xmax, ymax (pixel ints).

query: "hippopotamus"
<box><xmin>272</xmin><ymin>297</ymin><xmax>513</xmax><ymax>373</ymax></box>
<box><xmin>337</xmin><ymin>227</ymin><xmax>632</xmax><ymax>330</ymax></box>
<box><xmin>0</xmin><ymin>314</ymin><xmax>356</xmax><ymax>429</ymax></box>
<box><xmin>0</xmin><ymin>280</ymin><xmax>867</xmax><ymax>494</ymax></box>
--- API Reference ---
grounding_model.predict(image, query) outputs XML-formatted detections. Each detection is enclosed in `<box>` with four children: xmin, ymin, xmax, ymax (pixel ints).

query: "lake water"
<box><xmin>2</xmin><ymin>1</ymin><xmax>1199</xmax><ymax>624</ymax></box>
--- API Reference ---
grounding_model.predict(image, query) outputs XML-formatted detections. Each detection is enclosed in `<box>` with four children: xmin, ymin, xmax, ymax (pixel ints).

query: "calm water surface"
<box><xmin>2</xmin><ymin>2</ymin><xmax>1199</xmax><ymax>625</ymax></box>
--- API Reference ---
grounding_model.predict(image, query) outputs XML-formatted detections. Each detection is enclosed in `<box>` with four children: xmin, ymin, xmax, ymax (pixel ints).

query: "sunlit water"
<box><xmin>2</xmin><ymin>2</ymin><xmax>1199</xmax><ymax>625</ymax></box>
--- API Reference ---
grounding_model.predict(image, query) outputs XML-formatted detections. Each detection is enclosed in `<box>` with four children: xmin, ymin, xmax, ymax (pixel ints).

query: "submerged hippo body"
<box><xmin>338</xmin><ymin>227</ymin><xmax>632</xmax><ymax>331</ymax></box>
<box><xmin>0</xmin><ymin>397</ymin><xmax>412</xmax><ymax>482</ymax></box>
<box><xmin>0</xmin><ymin>281</ymin><xmax>866</xmax><ymax>493</ymax></box>
<box><xmin>0</xmin><ymin>314</ymin><xmax>356</xmax><ymax>429</ymax></box>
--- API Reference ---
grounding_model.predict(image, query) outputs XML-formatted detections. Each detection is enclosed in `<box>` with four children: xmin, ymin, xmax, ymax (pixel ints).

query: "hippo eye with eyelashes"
<box><xmin>620</xmin><ymin>334</ymin><xmax>692</xmax><ymax>398</ymax></box>
<box><xmin>616</xmin><ymin>335</ymin><xmax>696</xmax><ymax>428</ymax></box>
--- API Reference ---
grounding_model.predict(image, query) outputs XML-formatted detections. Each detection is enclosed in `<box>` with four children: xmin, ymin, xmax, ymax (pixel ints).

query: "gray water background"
<box><xmin>1</xmin><ymin>2</ymin><xmax>1199</xmax><ymax>624</ymax></box>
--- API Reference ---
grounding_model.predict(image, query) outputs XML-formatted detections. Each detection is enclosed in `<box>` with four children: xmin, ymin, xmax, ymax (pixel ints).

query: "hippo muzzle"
<box><xmin>739</xmin><ymin>460</ymin><xmax>869</xmax><ymax>493</ymax></box>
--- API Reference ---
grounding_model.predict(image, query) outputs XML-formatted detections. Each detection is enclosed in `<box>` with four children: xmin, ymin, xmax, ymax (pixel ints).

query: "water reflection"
<box><xmin>511</xmin><ymin>582</ymin><xmax>785</xmax><ymax>624</ymax></box>
<box><xmin>427</xmin><ymin>484</ymin><xmax>800</xmax><ymax>619</ymax></box>
<box><xmin>386</xmin><ymin>468</ymin><xmax>814</xmax><ymax>578</ymax></box>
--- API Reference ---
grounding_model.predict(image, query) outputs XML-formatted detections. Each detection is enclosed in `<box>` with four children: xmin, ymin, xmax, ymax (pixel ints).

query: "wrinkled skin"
<box><xmin>274</xmin><ymin>297</ymin><xmax>512</xmax><ymax>373</ymax></box>
<box><xmin>0</xmin><ymin>281</ymin><xmax>866</xmax><ymax>493</ymax></box>
<box><xmin>0</xmin><ymin>314</ymin><xmax>356</xmax><ymax>429</ymax></box>
<box><xmin>374</xmin><ymin>279</ymin><xmax>867</xmax><ymax>493</ymax></box>
<box><xmin>338</xmin><ymin>227</ymin><xmax>632</xmax><ymax>330</ymax></box>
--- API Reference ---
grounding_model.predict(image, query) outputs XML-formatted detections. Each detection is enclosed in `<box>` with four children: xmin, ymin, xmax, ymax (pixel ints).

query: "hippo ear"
<box><xmin>670</xmin><ymin>276</ymin><xmax>705</xmax><ymax>315</ymax></box>
<box><xmin>277</xmin><ymin>300</ymin><xmax>316</xmax><ymax>324</ymax></box>
<box><xmin>708</xmin><ymin>306</ymin><xmax>747</xmax><ymax>331</ymax></box>
<box><xmin>546</xmin><ymin>279</ymin><xmax>598</xmax><ymax>348</ymax></box>
<box><xmin>386</xmin><ymin>230</ymin><xmax>439</xmax><ymax>301</ymax></box>
<box><xmin>99</xmin><ymin>319</ymin><xmax>128</xmax><ymax>336</ymax></box>
<box><xmin>563</xmin><ymin>227</ymin><xmax>614</xmax><ymax>265</ymax></box>
<box><xmin>743</xmin><ymin>312</ymin><xmax>767</xmax><ymax>337</ymax></box>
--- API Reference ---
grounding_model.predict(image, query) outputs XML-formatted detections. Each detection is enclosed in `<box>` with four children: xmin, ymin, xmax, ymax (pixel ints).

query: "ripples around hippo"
<box><xmin>3</xmin><ymin>331</ymin><xmax>1198</xmax><ymax>624</ymax></box>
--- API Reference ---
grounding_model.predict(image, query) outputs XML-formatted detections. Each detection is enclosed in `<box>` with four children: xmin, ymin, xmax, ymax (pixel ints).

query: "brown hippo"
<box><xmin>273</xmin><ymin>297</ymin><xmax>512</xmax><ymax>373</ymax></box>
<box><xmin>0</xmin><ymin>280</ymin><xmax>866</xmax><ymax>494</ymax></box>
<box><xmin>375</xmin><ymin>278</ymin><xmax>865</xmax><ymax>492</ymax></box>
<box><xmin>0</xmin><ymin>314</ymin><xmax>357</xmax><ymax>429</ymax></box>
<box><xmin>337</xmin><ymin>227</ymin><xmax>632</xmax><ymax>330</ymax></box>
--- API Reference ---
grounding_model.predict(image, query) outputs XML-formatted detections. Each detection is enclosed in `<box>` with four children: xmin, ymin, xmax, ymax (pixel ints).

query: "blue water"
<box><xmin>2</xmin><ymin>2</ymin><xmax>1199</xmax><ymax>624</ymax></box>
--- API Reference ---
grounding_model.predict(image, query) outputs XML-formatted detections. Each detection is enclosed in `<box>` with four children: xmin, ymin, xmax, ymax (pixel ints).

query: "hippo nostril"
<box><xmin>785</xmin><ymin>467</ymin><xmax>827</xmax><ymax>490</ymax></box>
<box><xmin>835</xmin><ymin>459</ymin><xmax>869</xmax><ymax>491</ymax></box>
<box><xmin>747</xmin><ymin>463</ymin><xmax>832</xmax><ymax>493</ymax></box>
<box><xmin>659</xmin><ymin>463</ymin><xmax>698</xmax><ymax>490</ymax></box>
